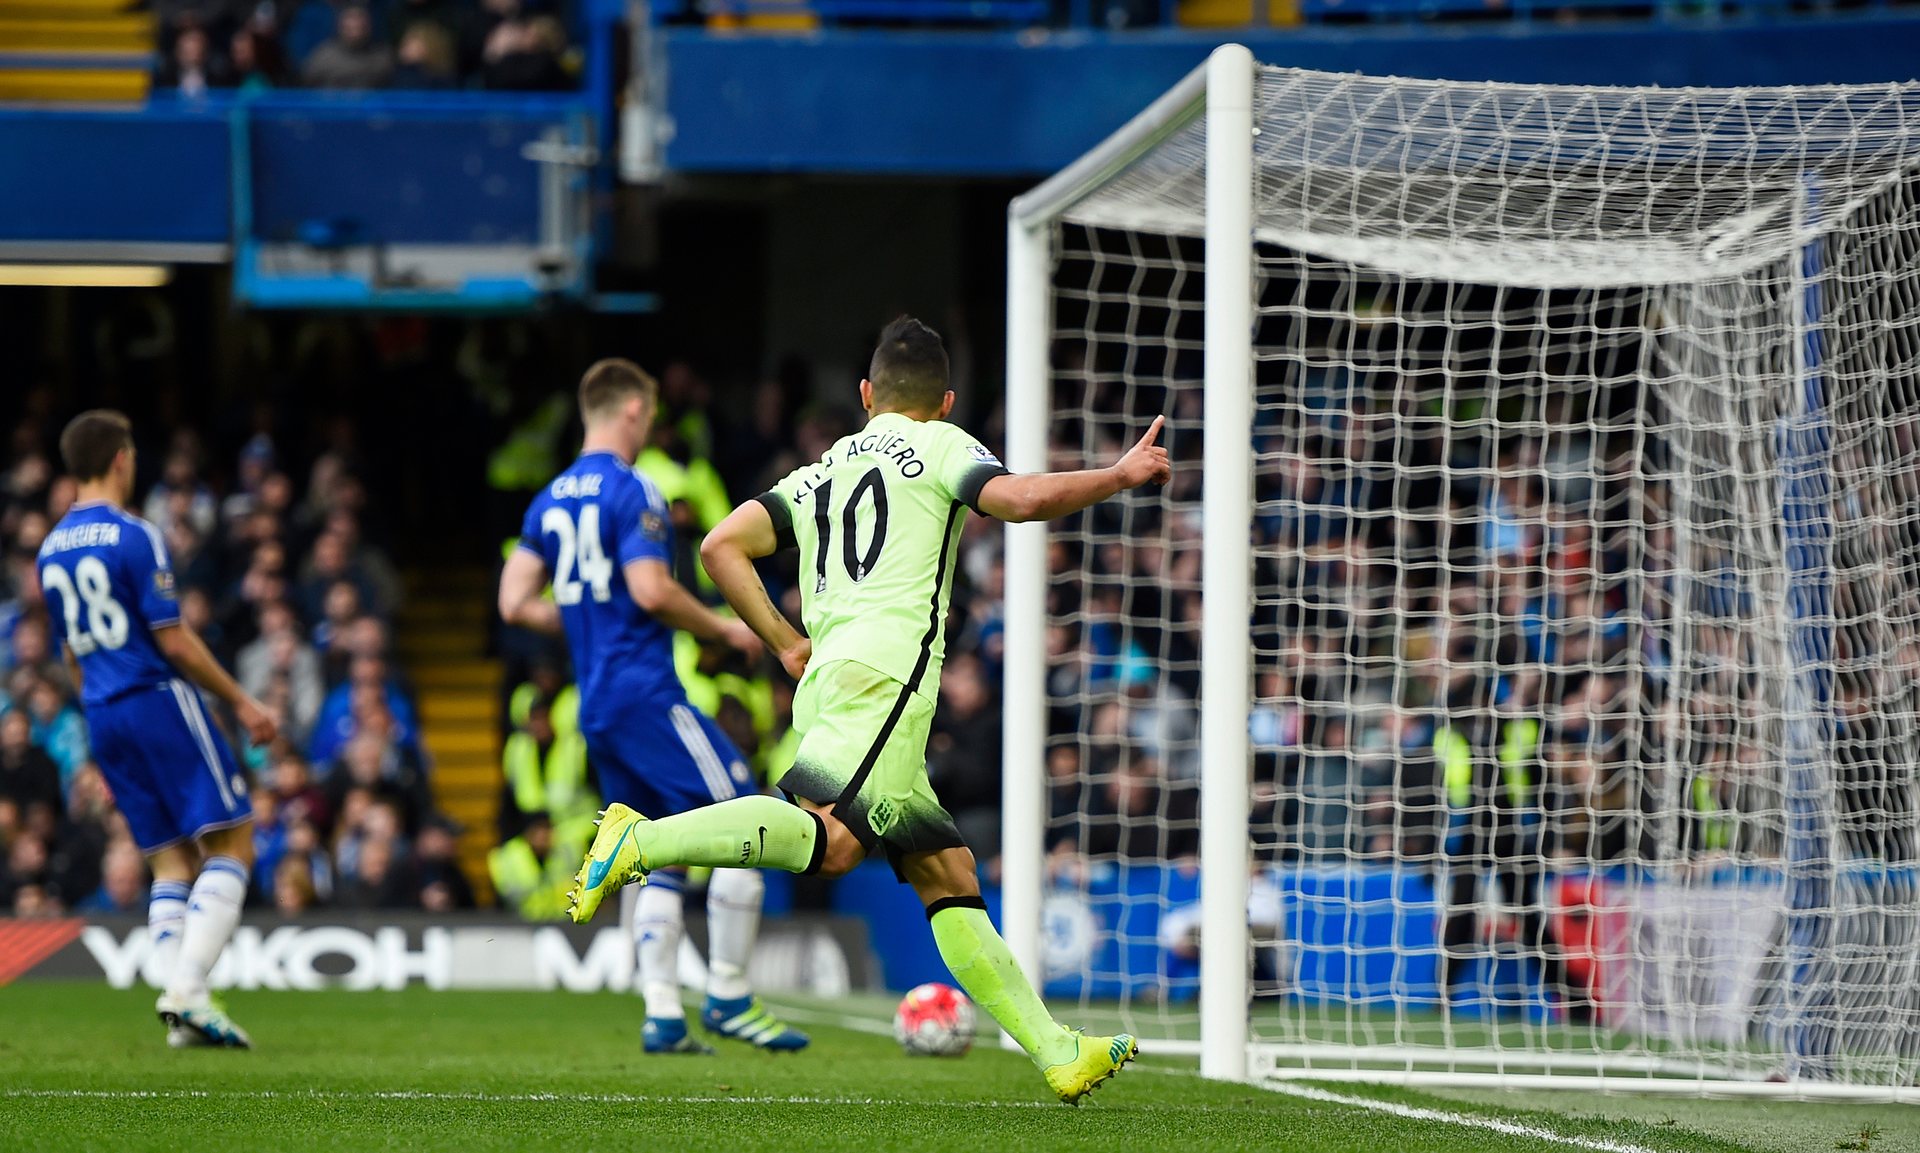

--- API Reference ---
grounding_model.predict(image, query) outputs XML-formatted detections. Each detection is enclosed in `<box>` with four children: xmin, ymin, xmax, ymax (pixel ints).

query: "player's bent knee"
<box><xmin>200</xmin><ymin>821</ymin><xmax>256</xmax><ymax>867</ymax></box>
<box><xmin>816</xmin><ymin>833</ymin><xmax>865</xmax><ymax>879</ymax></box>
<box><xmin>807</xmin><ymin>815</ymin><xmax>865</xmax><ymax>879</ymax></box>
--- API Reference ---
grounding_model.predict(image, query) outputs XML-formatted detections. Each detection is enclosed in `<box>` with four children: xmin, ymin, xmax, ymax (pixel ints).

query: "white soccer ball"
<box><xmin>893</xmin><ymin>982</ymin><xmax>976</xmax><ymax>1057</ymax></box>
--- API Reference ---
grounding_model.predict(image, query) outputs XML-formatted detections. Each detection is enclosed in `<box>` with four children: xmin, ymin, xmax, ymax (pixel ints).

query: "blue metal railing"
<box><xmin>648</xmin><ymin>0</ymin><xmax>1913</xmax><ymax>28</ymax></box>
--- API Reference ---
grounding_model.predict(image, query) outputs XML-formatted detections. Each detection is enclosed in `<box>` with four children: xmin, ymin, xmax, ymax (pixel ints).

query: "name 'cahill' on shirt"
<box><xmin>42</xmin><ymin>523</ymin><xmax>123</xmax><ymax>553</ymax></box>
<box><xmin>550</xmin><ymin>473</ymin><xmax>604</xmax><ymax>499</ymax></box>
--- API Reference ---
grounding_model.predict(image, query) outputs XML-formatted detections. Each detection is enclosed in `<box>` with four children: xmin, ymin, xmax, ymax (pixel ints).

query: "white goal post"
<box><xmin>1003</xmin><ymin>45</ymin><xmax>1920</xmax><ymax>1099</ymax></box>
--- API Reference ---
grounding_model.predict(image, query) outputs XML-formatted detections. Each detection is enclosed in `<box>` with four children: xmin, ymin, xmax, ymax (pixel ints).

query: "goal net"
<box><xmin>1001</xmin><ymin>47</ymin><xmax>1920</xmax><ymax>1097</ymax></box>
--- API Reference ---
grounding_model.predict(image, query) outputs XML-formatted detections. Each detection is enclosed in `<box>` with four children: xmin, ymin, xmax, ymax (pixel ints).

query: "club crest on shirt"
<box><xmin>968</xmin><ymin>443</ymin><xmax>1002</xmax><ymax>466</ymax></box>
<box><xmin>153</xmin><ymin>570</ymin><xmax>176</xmax><ymax>599</ymax></box>
<box><xmin>868</xmin><ymin>796</ymin><xmax>899</xmax><ymax>836</ymax></box>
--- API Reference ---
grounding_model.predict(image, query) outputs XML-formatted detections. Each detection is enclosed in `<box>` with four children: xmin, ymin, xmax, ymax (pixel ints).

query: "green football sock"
<box><xmin>635</xmin><ymin>795</ymin><xmax>824</xmax><ymax>874</ymax></box>
<box><xmin>929</xmin><ymin>901</ymin><xmax>1076</xmax><ymax>1068</ymax></box>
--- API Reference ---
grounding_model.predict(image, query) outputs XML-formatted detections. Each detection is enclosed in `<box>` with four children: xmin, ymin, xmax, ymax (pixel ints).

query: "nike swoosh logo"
<box><xmin>584</xmin><ymin>822</ymin><xmax>636</xmax><ymax>890</ymax></box>
<box><xmin>757</xmin><ymin>826</ymin><xmax>767</xmax><ymax>860</ymax></box>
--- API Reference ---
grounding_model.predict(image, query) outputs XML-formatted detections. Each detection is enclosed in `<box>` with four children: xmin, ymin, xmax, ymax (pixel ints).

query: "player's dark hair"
<box><xmin>577</xmin><ymin>358</ymin><xmax>658</xmax><ymax>425</ymax></box>
<box><xmin>867</xmin><ymin>315</ymin><xmax>949</xmax><ymax>414</ymax></box>
<box><xmin>58</xmin><ymin>409</ymin><xmax>134</xmax><ymax>482</ymax></box>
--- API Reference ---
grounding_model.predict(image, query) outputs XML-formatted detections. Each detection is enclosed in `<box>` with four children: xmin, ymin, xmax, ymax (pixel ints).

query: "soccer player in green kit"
<box><xmin>568</xmin><ymin>316</ymin><xmax>1172</xmax><ymax>1104</ymax></box>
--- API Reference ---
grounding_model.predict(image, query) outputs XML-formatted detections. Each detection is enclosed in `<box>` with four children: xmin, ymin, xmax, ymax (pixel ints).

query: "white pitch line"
<box><xmin>1261</xmin><ymin>1081</ymin><xmax>1669</xmax><ymax>1153</ymax></box>
<box><xmin>0</xmin><ymin>1089</ymin><xmax>1056</xmax><ymax>1109</ymax></box>
<box><xmin>767</xmin><ymin>999</ymin><xmax>1676</xmax><ymax>1152</ymax></box>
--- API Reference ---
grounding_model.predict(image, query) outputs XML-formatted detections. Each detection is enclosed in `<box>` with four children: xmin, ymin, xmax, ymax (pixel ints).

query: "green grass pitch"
<box><xmin>1</xmin><ymin>982</ymin><xmax>1914</xmax><ymax>1152</ymax></box>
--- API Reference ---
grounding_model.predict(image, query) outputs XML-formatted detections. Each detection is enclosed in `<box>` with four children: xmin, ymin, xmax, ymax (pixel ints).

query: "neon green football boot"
<box><xmin>568</xmin><ymin>803</ymin><xmax>651</xmax><ymax>924</ymax></box>
<box><xmin>1041</xmin><ymin>1031</ymin><xmax>1138</xmax><ymax>1106</ymax></box>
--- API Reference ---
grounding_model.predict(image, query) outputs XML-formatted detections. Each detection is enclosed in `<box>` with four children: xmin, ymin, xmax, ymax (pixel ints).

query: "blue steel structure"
<box><xmin>0</xmin><ymin>0</ymin><xmax>1916</xmax><ymax>306</ymax></box>
<box><xmin>653</xmin><ymin>13</ymin><xmax>1920</xmax><ymax>173</ymax></box>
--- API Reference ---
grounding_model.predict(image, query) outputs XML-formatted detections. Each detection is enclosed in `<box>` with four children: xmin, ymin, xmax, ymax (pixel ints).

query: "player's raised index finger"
<box><xmin>1136</xmin><ymin>415</ymin><xmax>1166</xmax><ymax>449</ymax></box>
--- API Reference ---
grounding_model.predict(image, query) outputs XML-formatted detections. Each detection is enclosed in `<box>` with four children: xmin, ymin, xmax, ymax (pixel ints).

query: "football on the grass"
<box><xmin>894</xmin><ymin>982</ymin><xmax>976</xmax><ymax>1056</ymax></box>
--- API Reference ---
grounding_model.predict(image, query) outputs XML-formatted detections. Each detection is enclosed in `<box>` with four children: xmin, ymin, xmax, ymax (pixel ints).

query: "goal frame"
<box><xmin>1001</xmin><ymin>44</ymin><xmax>1920</xmax><ymax>1101</ymax></box>
<box><xmin>1003</xmin><ymin>43</ymin><xmax>1258</xmax><ymax>1085</ymax></box>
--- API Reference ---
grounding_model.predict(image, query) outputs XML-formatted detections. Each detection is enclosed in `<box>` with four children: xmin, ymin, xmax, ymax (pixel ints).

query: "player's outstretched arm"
<box><xmin>975</xmin><ymin>415</ymin><xmax>1172</xmax><ymax>524</ymax></box>
<box><xmin>699</xmin><ymin>501</ymin><xmax>810</xmax><ymax>681</ymax></box>
<box><xmin>498</xmin><ymin>548</ymin><xmax>562</xmax><ymax>634</ymax></box>
<box><xmin>153</xmin><ymin>622</ymin><xmax>277</xmax><ymax>745</ymax></box>
<box><xmin>625</xmin><ymin>559</ymin><xmax>762</xmax><ymax>661</ymax></box>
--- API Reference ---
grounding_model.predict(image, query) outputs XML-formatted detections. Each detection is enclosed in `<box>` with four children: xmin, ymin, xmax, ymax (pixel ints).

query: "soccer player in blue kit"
<box><xmin>497</xmin><ymin>359</ymin><xmax>808</xmax><ymax>1053</ymax></box>
<box><xmin>37</xmin><ymin>411</ymin><xmax>278</xmax><ymax>1048</ymax></box>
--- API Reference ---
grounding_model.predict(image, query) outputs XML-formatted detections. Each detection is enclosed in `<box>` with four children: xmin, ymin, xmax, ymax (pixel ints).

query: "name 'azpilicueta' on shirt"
<box><xmin>41</xmin><ymin>522</ymin><xmax>123</xmax><ymax>553</ymax></box>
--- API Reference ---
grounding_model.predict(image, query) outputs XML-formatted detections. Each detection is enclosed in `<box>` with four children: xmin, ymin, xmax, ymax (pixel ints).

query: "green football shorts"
<box><xmin>776</xmin><ymin>658</ymin><xmax>967</xmax><ymax>874</ymax></box>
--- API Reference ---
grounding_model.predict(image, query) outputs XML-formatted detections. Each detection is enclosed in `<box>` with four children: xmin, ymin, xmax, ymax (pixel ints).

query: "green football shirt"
<box><xmin>755</xmin><ymin>411</ymin><xmax>1008</xmax><ymax>702</ymax></box>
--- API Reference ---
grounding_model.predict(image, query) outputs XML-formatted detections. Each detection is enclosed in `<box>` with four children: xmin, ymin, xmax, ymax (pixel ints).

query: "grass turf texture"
<box><xmin>0</xmin><ymin>983</ymin><xmax>1913</xmax><ymax>1153</ymax></box>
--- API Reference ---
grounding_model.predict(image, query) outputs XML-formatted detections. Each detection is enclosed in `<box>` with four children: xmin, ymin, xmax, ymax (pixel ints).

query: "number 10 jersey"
<box><xmin>756</xmin><ymin>412</ymin><xmax>1007</xmax><ymax>705</ymax></box>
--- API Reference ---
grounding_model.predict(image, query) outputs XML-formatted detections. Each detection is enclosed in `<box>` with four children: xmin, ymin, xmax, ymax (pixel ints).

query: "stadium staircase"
<box><xmin>398</xmin><ymin>566</ymin><xmax>502</xmax><ymax>906</ymax></box>
<box><xmin>0</xmin><ymin>0</ymin><xmax>152</xmax><ymax>104</ymax></box>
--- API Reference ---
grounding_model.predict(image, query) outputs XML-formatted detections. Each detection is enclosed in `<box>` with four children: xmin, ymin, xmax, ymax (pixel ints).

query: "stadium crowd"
<box><xmin>153</xmin><ymin>0</ymin><xmax>579</xmax><ymax>96</ymax></box>
<box><xmin>7</xmin><ymin>308</ymin><xmax>1907</xmax><ymax>939</ymax></box>
<box><xmin>0</xmin><ymin>384</ymin><xmax>473</xmax><ymax>920</ymax></box>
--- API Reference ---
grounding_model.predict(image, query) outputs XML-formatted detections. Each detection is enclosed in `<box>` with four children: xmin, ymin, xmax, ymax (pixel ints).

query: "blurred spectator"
<box><xmin>313</xmin><ymin>584</ymin><xmax>365</xmax><ymax>668</ymax></box>
<box><xmin>325</xmin><ymin>509</ymin><xmax>402</xmax><ymax>618</ymax></box>
<box><xmin>6</xmin><ymin>615</ymin><xmax>56</xmax><ymax>684</ymax></box>
<box><xmin>221</xmin><ymin>436</ymin><xmax>279</xmax><ymax>531</ymax></box>
<box><xmin>0</xmin><ymin>708</ymin><xmax>61</xmax><ymax>822</ymax></box>
<box><xmin>480</xmin><ymin>15</ymin><xmax>571</xmax><ymax>92</ymax></box>
<box><xmin>142</xmin><ymin>446</ymin><xmax>218</xmax><ymax>541</ymax></box>
<box><xmin>237</xmin><ymin>600</ymin><xmax>325</xmax><ymax>742</ymax></box>
<box><xmin>390</xmin><ymin>21</ymin><xmax>459</xmax><ymax>89</ymax></box>
<box><xmin>77</xmin><ymin>840</ymin><xmax>148</xmax><ymax>914</ymax></box>
<box><xmin>274</xmin><ymin>856</ymin><xmax>319</xmax><ymax>915</ymax></box>
<box><xmin>25</xmin><ymin>679</ymin><xmax>88</xmax><ymax>790</ymax></box>
<box><xmin>228</xmin><ymin>27</ymin><xmax>287</xmax><ymax>91</ymax></box>
<box><xmin>391</xmin><ymin>0</ymin><xmax>476</xmax><ymax>51</ymax></box>
<box><xmin>0</xmin><ymin>832</ymin><xmax>49</xmax><ymax>911</ymax></box>
<box><xmin>498</xmin><ymin>689</ymin><xmax>593</xmax><ymax>844</ymax></box>
<box><xmin>925</xmin><ymin>653</ymin><xmax>1001</xmax><ymax>858</ymax></box>
<box><xmin>324</xmin><ymin>730</ymin><xmax>432</xmax><ymax>833</ymax></box>
<box><xmin>414</xmin><ymin>816</ymin><xmax>476</xmax><ymax>912</ymax></box>
<box><xmin>155</xmin><ymin>26</ymin><xmax>233</xmax><ymax>96</ymax></box>
<box><xmin>310</xmin><ymin>654</ymin><xmax>419</xmax><ymax>766</ymax></box>
<box><xmin>488</xmin><ymin>812</ymin><xmax>582</xmax><ymax>921</ymax></box>
<box><xmin>299</xmin><ymin>531</ymin><xmax>377</xmax><ymax>627</ymax></box>
<box><xmin>271</xmin><ymin>751</ymin><xmax>332</xmax><ymax>832</ymax></box>
<box><xmin>302</xmin><ymin>3</ymin><xmax>395</xmax><ymax>90</ymax></box>
<box><xmin>338</xmin><ymin>827</ymin><xmax>416</xmax><ymax>909</ymax></box>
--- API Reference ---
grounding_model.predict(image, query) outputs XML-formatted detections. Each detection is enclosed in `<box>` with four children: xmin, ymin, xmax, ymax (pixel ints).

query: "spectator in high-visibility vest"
<box><xmin>674</xmin><ymin>631</ymin><xmax>773</xmax><ymax>745</ymax></box>
<box><xmin>498</xmin><ymin>686</ymin><xmax>597</xmax><ymax>848</ymax></box>
<box><xmin>760</xmin><ymin>679</ymin><xmax>799</xmax><ymax>787</ymax></box>
<box><xmin>487</xmin><ymin>813</ymin><xmax>584</xmax><ymax>921</ymax></box>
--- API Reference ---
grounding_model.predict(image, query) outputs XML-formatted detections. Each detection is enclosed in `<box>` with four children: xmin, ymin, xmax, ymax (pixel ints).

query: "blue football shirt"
<box><xmin>517</xmin><ymin>451</ymin><xmax>681</xmax><ymax>715</ymax></box>
<box><xmin>36</xmin><ymin>502</ymin><xmax>184</xmax><ymax>706</ymax></box>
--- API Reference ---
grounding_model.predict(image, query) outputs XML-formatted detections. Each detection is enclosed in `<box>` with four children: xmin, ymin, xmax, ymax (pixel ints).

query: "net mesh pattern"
<box><xmin>1033</xmin><ymin>66</ymin><xmax>1920</xmax><ymax>1086</ymax></box>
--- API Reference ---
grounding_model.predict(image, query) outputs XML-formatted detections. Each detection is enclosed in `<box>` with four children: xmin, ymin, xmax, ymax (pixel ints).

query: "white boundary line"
<box><xmin>3</xmin><ymin>1001</ymin><xmax>1674</xmax><ymax>1150</ymax></box>
<box><xmin>0</xmin><ymin>1089</ymin><xmax>1056</xmax><ymax>1109</ymax></box>
<box><xmin>1259</xmin><ymin>1081</ymin><xmax>1668</xmax><ymax>1153</ymax></box>
<box><xmin>766</xmin><ymin>998</ymin><xmax>1675</xmax><ymax>1153</ymax></box>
